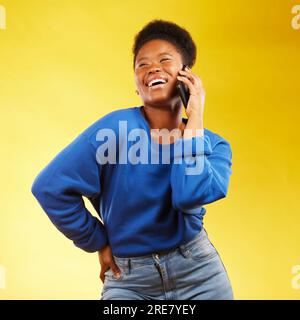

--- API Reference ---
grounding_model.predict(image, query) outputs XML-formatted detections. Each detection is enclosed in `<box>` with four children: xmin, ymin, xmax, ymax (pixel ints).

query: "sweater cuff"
<box><xmin>74</xmin><ymin>220</ymin><xmax>108</xmax><ymax>253</ymax></box>
<box><xmin>173</xmin><ymin>135</ymin><xmax>212</xmax><ymax>159</ymax></box>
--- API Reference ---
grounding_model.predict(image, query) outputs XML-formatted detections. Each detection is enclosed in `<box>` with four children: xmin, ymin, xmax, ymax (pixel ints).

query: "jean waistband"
<box><xmin>113</xmin><ymin>228</ymin><xmax>206</xmax><ymax>271</ymax></box>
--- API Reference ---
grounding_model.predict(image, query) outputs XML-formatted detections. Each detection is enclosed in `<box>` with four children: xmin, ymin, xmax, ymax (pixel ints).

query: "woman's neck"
<box><xmin>141</xmin><ymin>104</ymin><xmax>186</xmax><ymax>144</ymax></box>
<box><xmin>141</xmin><ymin>104</ymin><xmax>183</xmax><ymax>131</ymax></box>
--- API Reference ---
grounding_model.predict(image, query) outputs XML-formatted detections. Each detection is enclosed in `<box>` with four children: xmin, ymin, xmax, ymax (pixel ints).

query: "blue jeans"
<box><xmin>100</xmin><ymin>228</ymin><xmax>234</xmax><ymax>300</ymax></box>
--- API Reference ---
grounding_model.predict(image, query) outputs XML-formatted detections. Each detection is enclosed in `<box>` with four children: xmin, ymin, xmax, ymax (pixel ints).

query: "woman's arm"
<box><xmin>31</xmin><ymin>132</ymin><xmax>108</xmax><ymax>253</ymax></box>
<box><xmin>171</xmin><ymin>134</ymin><xmax>233</xmax><ymax>214</ymax></box>
<box><xmin>172</xmin><ymin>67</ymin><xmax>232</xmax><ymax>214</ymax></box>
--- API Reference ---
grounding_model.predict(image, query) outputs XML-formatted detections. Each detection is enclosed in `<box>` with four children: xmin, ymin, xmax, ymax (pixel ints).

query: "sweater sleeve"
<box><xmin>171</xmin><ymin>133</ymin><xmax>233</xmax><ymax>214</ymax></box>
<box><xmin>31</xmin><ymin>132</ymin><xmax>108</xmax><ymax>253</ymax></box>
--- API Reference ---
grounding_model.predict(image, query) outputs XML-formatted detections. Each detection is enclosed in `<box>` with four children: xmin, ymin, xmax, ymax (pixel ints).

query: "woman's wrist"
<box><xmin>184</xmin><ymin>113</ymin><xmax>204</xmax><ymax>139</ymax></box>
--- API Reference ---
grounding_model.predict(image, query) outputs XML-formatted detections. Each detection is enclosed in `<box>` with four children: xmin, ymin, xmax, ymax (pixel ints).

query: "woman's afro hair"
<box><xmin>132</xmin><ymin>19</ymin><xmax>197</xmax><ymax>69</ymax></box>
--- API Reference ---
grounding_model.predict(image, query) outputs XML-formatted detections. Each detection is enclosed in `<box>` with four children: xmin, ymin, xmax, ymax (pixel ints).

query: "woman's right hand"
<box><xmin>98</xmin><ymin>244</ymin><xmax>121</xmax><ymax>283</ymax></box>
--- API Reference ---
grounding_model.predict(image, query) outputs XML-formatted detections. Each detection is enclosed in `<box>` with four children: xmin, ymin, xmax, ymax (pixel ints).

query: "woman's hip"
<box><xmin>101</xmin><ymin>228</ymin><xmax>233</xmax><ymax>300</ymax></box>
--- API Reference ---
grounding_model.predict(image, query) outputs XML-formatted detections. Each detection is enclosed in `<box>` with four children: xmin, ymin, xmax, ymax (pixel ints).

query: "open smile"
<box><xmin>148</xmin><ymin>82</ymin><xmax>168</xmax><ymax>89</ymax></box>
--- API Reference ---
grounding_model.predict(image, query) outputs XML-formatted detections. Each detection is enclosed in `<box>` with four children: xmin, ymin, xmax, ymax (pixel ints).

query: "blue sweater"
<box><xmin>31</xmin><ymin>106</ymin><xmax>233</xmax><ymax>257</ymax></box>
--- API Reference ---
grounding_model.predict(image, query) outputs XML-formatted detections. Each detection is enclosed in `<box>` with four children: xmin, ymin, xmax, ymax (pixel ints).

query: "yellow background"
<box><xmin>0</xmin><ymin>0</ymin><xmax>300</xmax><ymax>299</ymax></box>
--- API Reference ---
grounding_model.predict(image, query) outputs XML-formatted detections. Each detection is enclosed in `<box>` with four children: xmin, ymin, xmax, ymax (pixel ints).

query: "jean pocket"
<box><xmin>185</xmin><ymin>234</ymin><xmax>218</xmax><ymax>262</ymax></box>
<box><xmin>104</xmin><ymin>267</ymin><xmax>125</xmax><ymax>281</ymax></box>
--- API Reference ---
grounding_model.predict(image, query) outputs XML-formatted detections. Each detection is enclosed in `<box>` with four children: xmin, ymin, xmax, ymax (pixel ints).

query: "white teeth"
<box><xmin>148</xmin><ymin>78</ymin><xmax>167</xmax><ymax>87</ymax></box>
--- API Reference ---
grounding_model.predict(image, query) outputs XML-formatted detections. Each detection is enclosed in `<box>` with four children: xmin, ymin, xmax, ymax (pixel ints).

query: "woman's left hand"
<box><xmin>177</xmin><ymin>67</ymin><xmax>205</xmax><ymax>121</ymax></box>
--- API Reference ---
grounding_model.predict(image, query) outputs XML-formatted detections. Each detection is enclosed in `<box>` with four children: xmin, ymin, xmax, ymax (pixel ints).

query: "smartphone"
<box><xmin>176</xmin><ymin>64</ymin><xmax>190</xmax><ymax>108</ymax></box>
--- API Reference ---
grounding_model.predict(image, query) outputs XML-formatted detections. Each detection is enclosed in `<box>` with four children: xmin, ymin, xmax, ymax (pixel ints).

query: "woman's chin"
<box><xmin>146</xmin><ymin>98</ymin><xmax>173</xmax><ymax>108</ymax></box>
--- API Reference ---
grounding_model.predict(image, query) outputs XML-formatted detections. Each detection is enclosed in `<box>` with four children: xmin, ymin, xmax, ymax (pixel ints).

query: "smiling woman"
<box><xmin>133</xmin><ymin>20</ymin><xmax>196</xmax><ymax>117</ymax></box>
<box><xmin>31</xmin><ymin>19</ymin><xmax>233</xmax><ymax>301</ymax></box>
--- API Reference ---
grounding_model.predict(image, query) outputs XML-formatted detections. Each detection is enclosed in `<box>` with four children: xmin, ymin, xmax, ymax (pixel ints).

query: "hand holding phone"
<box><xmin>176</xmin><ymin>64</ymin><xmax>190</xmax><ymax>108</ymax></box>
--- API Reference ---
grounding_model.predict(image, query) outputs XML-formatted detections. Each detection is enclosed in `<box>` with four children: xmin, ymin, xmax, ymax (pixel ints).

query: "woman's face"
<box><xmin>134</xmin><ymin>39</ymin><xmax>184</xmax><ymax>108</ymax></box>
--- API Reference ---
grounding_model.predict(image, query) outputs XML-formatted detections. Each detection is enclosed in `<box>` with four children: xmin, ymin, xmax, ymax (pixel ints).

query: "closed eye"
<box><xmin>138</xmin><ymin>58</ymin><xmax>170</xmax><ymax>67</ymax></box>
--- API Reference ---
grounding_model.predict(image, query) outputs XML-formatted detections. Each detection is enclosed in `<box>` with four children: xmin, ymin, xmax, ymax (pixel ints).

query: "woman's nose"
<box><xmin>147</xmin><ymin>63</ymin><xmax>162</xmax><ymax>74</ymax></box>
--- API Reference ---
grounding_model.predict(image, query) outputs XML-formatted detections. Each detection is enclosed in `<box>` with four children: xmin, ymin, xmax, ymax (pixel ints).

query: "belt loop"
<box><xmin>179</xmin><ymin>243</ymin><xmax>191</xmax><ymax>259</ymax></box>
<box><xmin>127</xmin><ymin>258</ymin><xmax>131</xmax><ymax>275</ymax></box>
<box><xmin>179</xmin><ymin>244</ymin><xmax>185</xmax><ymax>258</ymax></box>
